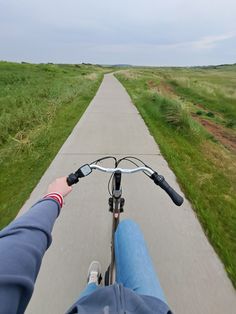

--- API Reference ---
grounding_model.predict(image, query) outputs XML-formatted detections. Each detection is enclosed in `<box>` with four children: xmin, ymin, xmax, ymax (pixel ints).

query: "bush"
<box><xmin>225</xmin><ymin>120</ymin><xmax>235</xmax><ymax>128</ymax></box>
<box><xmin>196</xmin><ymin>110</ymin><xmax>203</xmax><ymax>115</ymax></box>
<box><xmin>158</xmin><ymin>96</ymin><xmax>191</xmax><ymax>132</ymax></box>
<box><xmin>206</xmin><ymin>111</ymin><xmax>215</xmax><ymax>117</ymax></box>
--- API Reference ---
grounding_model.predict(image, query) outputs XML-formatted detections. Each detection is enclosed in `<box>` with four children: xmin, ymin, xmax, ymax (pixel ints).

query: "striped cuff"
<box><xmin>43</xmin><ymin>192</ymin><xmax>64</xmax><ymax>208</ymax></box>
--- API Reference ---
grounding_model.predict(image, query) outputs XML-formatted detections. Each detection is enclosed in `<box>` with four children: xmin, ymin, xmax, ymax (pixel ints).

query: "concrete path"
<box><xmin>22</xmin><ymin>74</ymin><xmax>236</xmax><ymax>314</ymax></box>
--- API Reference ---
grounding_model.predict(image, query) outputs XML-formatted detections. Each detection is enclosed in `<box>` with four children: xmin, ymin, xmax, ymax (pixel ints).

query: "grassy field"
<box><xmin>0</xmin><ymin>61</ymin><xmax>111</xmax><ymax>229</ymax></box>
<box><xmin>1</xmin><ymin>62</ymin><xmax>235</xmax><ymax>288</ymax></box>
<box><xmin>115</xmin><ymin>65</ymin><xmax>236</xmax><ymax>288</ymax></box>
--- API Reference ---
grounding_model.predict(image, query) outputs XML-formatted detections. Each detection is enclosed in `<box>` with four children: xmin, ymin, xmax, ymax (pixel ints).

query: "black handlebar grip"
<box><xmin>151</xmin><ymin>173</ymin><xmax>184</xmax><ymax>206</ymax></box>
<box><xmin>67</xmin><ymin>173</ymin><xmax>79</xmax><ymax>186</ymax></box>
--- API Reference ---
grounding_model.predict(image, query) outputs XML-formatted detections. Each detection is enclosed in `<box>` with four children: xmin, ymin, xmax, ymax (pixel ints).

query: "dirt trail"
<box><xmin>195</xmin><ymin>117</ymin><xmax>236</xmax><ymax>152</ymax></box>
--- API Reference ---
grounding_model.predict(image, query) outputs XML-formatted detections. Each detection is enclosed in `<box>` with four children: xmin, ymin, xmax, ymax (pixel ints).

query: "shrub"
<box><xmin>196</xmin><ymin>110</ymin><xmax>203</xmax><ymax>115</ymax></box>
<box><xmin>206</xmin><ymin>111</ymin><xmax>215</xmax><ymax>117</ymax></box>
<box><xmin>159</xmin><ymin>97</ymin><xmax>191</xmax><ymax>132</ymax></box>
<box><xmin>225</xmin><ymin>120</ymin><xmax>235</xmax><ymax>128</ymax></box>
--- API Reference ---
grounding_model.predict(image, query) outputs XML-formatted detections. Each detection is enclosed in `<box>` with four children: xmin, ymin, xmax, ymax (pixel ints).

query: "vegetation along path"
<box><xmin>116</xmin><ymin>66</ymin><xmax>236</xmax><ymax>290</ymax></box>
<box><xmin>0</xmin><ymin>62</ymin><xmax>108</xmax><ymax>228</ymax></box>
<box><xmin>18</xmin><ymin>73</ymin><xmax>236</xmax><ymax>314</ymax></box>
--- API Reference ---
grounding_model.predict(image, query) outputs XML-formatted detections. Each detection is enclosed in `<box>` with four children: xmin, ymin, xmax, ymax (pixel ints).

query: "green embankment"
<box><xmin>0</xmin><ymin>62</ymin><xmax>110</xmax><ymax>229</ymax></box>
<box><xmin>1</xmin><ymin>62</ymin><xmax>235</xmax><ymax>288</ymax></box>
<box><xmin>115</xmin><ymin>66</ymin><xmax>236</xmax><ymax>288</ymax></box>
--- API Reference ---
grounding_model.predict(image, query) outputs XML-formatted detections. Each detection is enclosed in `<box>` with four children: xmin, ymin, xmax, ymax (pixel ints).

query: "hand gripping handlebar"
<box><xmin>67</xmin><ymin>163</ymin><xmax>184</xmax><ymax>206</ymax></box>
<box><xmin>67</xmin><ymin>173</ymin><xmax>79</xmax><ymax>186</ymax></box>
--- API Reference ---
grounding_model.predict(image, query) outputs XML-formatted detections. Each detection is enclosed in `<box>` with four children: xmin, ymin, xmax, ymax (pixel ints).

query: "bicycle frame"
<box><xmin>88</xmin><ymin>164</ymin><xmax>154</xmax><ymax>285</ymax></box>
<box><xmin>107</xmin><ymin>170</ymin><xmax>125</xmax><ymax>285</ymax></box>
<box><xmin>67</xmin><ymin>158</ymin><xmax>184</xmax><ymax>285</ymax></box>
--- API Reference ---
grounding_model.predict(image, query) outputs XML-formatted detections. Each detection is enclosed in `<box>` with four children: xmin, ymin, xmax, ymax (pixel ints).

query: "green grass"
<box><xmin>0</xmin><ymin>61</ymin><xmax>112</xmax><ymax>229</ymax></box>
<box><xmin>115</xmin><ymin>67</ymin><xmax>236</xmax><ymax>288</ymax></box>
<box><xmin>158</xmin><ymin>66</ymin><xmax>236</xmax><ymax>128</ymax></box>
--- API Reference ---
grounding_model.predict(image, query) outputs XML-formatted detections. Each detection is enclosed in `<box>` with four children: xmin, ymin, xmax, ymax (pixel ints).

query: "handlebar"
<box><xmin>151</xmin><ymin>172</ymin><xmax>184</xmax><ymax>206</ymax></box>
<box><xmin>66</xmin><ymin>164</ymin><xmax>154</xmax><ymax>186</ymax></box>
<box><xmin>90</xmin><ymin>164</ymin><xmax>155</xmax><ymax>175</ymax></box>
<box><xmin>67</xmin><ymin>161</ymin><xmax>184</xmax><ymax>206</ymax></box>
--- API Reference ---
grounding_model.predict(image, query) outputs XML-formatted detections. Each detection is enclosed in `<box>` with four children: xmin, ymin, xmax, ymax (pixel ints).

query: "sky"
<box><xmin>0</xmin><ymin>0</ymin><xmax>236</xmax><ymax>66</ymax></box>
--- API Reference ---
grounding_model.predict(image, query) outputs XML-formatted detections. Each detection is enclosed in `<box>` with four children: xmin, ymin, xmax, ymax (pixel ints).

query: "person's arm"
<box><xmin>0</xmin><ymin>177</ymin><xmax>72</xmax><ymax>314</ymax></box>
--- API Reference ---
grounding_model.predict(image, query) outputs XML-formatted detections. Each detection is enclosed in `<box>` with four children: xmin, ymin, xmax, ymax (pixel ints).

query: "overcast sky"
<box><xmin>0</xmin><ymin>0</ymin><xmax>236</xmax><ymax>66</ymax></box>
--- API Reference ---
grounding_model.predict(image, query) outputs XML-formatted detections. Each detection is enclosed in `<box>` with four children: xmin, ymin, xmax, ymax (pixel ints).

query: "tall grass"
<box><xmin>0</xmin><ymin>62</ymin><xmax>111</xmax><ymax>229</ymax></box>
<box><xmin>115</xmin><ymin>68</ymin><xmax>236</xmax><ymax>288</ymax></box>
<box><xmin>163</xmin><ymin>67</ymin><xmax>236</xmax><ymax>127</ymax></box>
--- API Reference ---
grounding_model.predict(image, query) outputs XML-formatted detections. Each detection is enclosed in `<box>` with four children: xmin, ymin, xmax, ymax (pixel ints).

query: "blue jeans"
<box><xmin>79</xmin><ymin>219</ymin><xmax>167</xmax><ymax>303</ymax></box>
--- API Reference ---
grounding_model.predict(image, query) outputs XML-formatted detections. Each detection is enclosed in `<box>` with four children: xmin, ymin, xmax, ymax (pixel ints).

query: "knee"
<box><xmin>116</xmin><ymin>219</ymin><xmax>141</xmax><ymax>235</ymax></box>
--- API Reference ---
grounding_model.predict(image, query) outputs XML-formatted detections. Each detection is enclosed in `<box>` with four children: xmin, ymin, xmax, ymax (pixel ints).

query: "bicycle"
<box><xmin>66</xmin><ymin>156</ymin><xmax>183</xmax><ymax>286</ymax></box>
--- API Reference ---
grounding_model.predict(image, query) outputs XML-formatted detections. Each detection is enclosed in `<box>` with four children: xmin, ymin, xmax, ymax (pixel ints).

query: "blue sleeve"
<box><xmin>0</xmin><ymin>199</ymin><xmax>61</xmax><ymax>314</ymax></box>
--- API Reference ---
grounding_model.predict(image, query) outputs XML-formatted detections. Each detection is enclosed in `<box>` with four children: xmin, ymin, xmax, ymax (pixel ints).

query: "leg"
<box><xmin>78</xmin><ymin>261</ymin><xmax>102</xmax><ymax>299</ymax></box>
<box><xmin>114</xmin><ymin>219</ymin><xmax>167</xmax><ymax>303</ymax></box>
<box><xmin>79</xmin><ymin>283</ymin><xmax>99</xmax><ymax>299</ymax></box>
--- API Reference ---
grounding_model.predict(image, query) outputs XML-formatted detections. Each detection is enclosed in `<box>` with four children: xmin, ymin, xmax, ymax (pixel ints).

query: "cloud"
<box><xmin>192</xmin><ymin>32</ymin><xmax>236</xmax><ymax>49</ymax></box>
<box><xmin>0</xmin><ymin>0</ymin><xmax>236</xmax><ymax>65</ymax></box>
<box><xmin>141</xmin><ymin>32</ymin><xmax>236</xmax><ymax>52</ymax></box>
